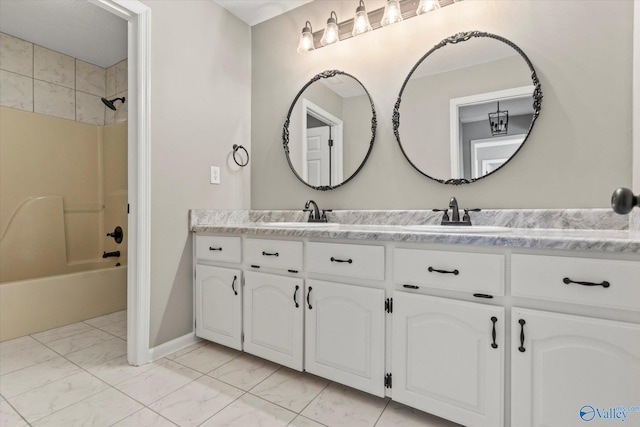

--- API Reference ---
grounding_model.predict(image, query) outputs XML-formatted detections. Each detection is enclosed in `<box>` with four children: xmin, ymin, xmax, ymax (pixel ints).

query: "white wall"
<box><xmin>251</xmin><ymin>0</ymin><xmax>634</xmax><ymax>209</ymax></box>
<box><xmin>141</xmin><ymin>0</ymin><xmax>251</xmax><ymax>347</ymax></box>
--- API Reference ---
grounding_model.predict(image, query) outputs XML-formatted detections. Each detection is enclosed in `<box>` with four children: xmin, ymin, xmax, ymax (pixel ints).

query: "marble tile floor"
<box><xmin>0</xmin><ymin>312</ymin><xmax>460</xmax><ymax>427</ymax></box>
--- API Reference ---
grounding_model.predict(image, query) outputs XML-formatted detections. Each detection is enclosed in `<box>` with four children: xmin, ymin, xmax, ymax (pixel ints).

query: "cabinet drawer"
<box><xmin>244</xmin><ymin>238</ymin><xmax>303</xmax><ymax>272</ymax></box>
<box><xmin>195</xmin><ymin>235</ymin><xmax>241</xmax><ymax>263</ymax></box>
<box><xmin>306</xmin><ymin>242</ymin><xmax>384</xmax><ymax>281</ymax></box>
<box><xmin>394</xmin><ymin>248</ymin><xmax>504</xmax><ymax>295</ymax></box>
<box><xmin>512</xmin><ymin>254</ymin><xmax>640</xmax><ymax>311</ymax></box>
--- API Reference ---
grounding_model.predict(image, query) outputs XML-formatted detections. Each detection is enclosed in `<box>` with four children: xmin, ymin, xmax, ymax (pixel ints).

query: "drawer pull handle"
<box><xmin>473</xmin><ymin>293</ymin><xmax>494</xmax><ymax>299</ymax></box>
<box><xmin>307</xmin><ymin>287</ymin><xmax>313</xmax><ymax>309</ymax></box>
<box><xmin>293</xmin><ymin>285</ymin><xmax>299</xmax><ymax>308</ymax></box>
<box><xmin>209</xmin><ymin>247</ymin><xmax>222</xmax><ymax>251</ymax></box>
<box><xmin>330</xmin><ymin>257</ymin><xmax>353</xmax><ymax>264</ymax></box>
<box><xmin>403</xmin><ymin>284</ymin><xmax>419</xmax><ymax>289</ymax></box>
<box><xmin>563</xmin><ymin>277</ymin><xmax>610</xmax><ymax>288</ymax></box>
<box><xmin>231</xmin><ymin>275</ymin><xmax>238</xmax><ymax>296</ymax></box>
<box><xmin>262</xmin><ymin>251</ymin><xmax>279</xmax><ymax>257</ymax></box>
<box><xmin>490</xmin><ymin>316</ymin><xmax>498</xmax><ymax>349</ymax></box>
<box><xmin>428</xmin><ymin>266</ymin><xmax>459</xmax><ymax>275</ymax></box>
<box><xmin>518</xmin><ymin>319</ymin><xmax>526</xmax><ymax>352</ymax></box>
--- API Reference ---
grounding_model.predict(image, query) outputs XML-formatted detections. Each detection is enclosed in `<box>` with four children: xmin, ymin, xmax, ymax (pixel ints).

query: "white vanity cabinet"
<box><xmin>194</xmin><ymin>264</ymin><xmax>243</xmax><ymax>350</ymax></box>
<box><xmin>510</xmin><ymin>253</ymin><xmax>640</xmax><ymax>427</ymax></box>
<box><xmin>392</xmin><ymin>246</ymin><xmax>506</xmax><ymax>427</ymax></box>
<box><xmin>243</xmin><ymin>271</ymin><xmax>304</xmax><ymax>370</ymax></box>
<box><xmin>511</xmin><ymin>308</ymin><xmax>640</xmax><ymax>427</ymax></box>
<box><xmin>194</xmin><ymin>235</ymin><xmax>244</xmax><ymax>350</ymax></box>
<box><xmin>305</xmin><ymin>278</ymin><xmax>386</xmax><ymax>397</ymax></box>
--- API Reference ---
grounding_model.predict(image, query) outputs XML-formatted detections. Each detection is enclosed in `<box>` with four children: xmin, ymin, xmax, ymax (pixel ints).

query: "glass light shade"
<box><xmin>321</xmin><ymin>12</ymin><xmax>340</xmax><ymax>46</ymax></box>
<box><xmin>381</xmin><ymin>0</ymin><xmax>403</xmax><ymax>27</ymax></box>
<box><xmin>352</xmin><ymin>3</ymin><xmax>372</xmax><ymax>36</ymax></box>
<box><xmin>416</xmin><ymin>0</ymin><xmax>440</xmax><ymax>15</ymax></box>
<box><xmin>296</xmin><ymin>22</ymin><xmax>315</xmax><ymax>54</ymax></box>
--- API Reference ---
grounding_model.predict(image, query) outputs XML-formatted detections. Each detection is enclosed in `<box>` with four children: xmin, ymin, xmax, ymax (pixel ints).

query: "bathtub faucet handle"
<box><xmin>106</xmin><ymin>226</ymin><xmax>123</xmax><ymax>244</ymax></box>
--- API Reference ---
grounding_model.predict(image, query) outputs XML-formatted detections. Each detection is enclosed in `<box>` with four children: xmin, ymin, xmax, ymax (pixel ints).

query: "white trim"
<box><xmin>469</xmin><ymin>134</ymin><xmax>526</xmax><ymax>179</ymax></box>
<box><xmin>449</xmin><ymin>85</ymin><xmax>534</xmax><ymax>179</ymax></box>
<box><xmin>301</xmin><ymin>98</ymin><xmax>344</xmax><ymax>186</ymax></box>
<box><xmin>148</xmin><ymin>333</ymin><xmax>202</xmax><ymax>362</ymax></box>
<box><xmin>633</xmin><ymin>0</ymin><xmax>639</xmax><ymax>192</ymax></box>
<box><xmin>89</xmin><ymin>0</ymin><xmax>151</xmax><ymax>366</ymax></box>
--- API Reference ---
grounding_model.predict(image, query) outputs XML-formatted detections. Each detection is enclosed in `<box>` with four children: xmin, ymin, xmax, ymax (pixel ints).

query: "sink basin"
<box><xmin>403</xmin><ymin>225</ymin><xmax>511</xmax><ymax>234</ymax></box>
<box><xmin>256</xmin><ymin>222</ymin><xmax>340</xmax><ymax>229</ymax></box>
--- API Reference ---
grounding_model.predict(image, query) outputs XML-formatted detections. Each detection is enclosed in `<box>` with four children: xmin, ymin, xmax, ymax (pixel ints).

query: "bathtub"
<box><xmin>0</xmin><ymin>266</ymin><xmax>127</xmax><ymax>341</ymax></box>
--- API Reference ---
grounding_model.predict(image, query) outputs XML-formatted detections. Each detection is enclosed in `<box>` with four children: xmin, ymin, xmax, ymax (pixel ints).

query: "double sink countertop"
<box><xmin>190</xmin><ymin>209</ymin><xmax>640</xmax><ymax>254</ymax></box>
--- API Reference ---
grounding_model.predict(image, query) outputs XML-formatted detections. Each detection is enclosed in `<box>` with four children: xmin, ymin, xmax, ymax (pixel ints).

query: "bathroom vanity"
<box><xmin>190</xmin><ymin>209</ymin><xmax>640</xmax><ymax>427</ymax></box>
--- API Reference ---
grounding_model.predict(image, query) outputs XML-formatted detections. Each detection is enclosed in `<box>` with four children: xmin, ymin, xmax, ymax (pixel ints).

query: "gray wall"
<box><xmin>141</xmin><ymin>0</ymin><xmax>251</xmax><ymax>348</ymax></box>
<box><xmin>251</xmin><ymin>0</ymin><xmax>633</xmax><ymax>209</ymax></box>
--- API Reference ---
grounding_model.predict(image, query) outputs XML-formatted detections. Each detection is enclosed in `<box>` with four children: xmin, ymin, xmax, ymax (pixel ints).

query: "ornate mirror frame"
<box><xmin>283</xmin><ymin>70</ymin><xmax>377</xmax><ymax>191</ymax></box>
<box><xmin>393</xmin><ymin>31</ymin><xmax>543</xmax><ymax>185</ymax></box>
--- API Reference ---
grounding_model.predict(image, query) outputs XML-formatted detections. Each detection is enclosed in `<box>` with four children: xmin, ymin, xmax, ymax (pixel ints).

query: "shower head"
<box><xmin>101</xmin><ymin>97</ymin><xmax>126</xmax><ymax>111</ymax></box>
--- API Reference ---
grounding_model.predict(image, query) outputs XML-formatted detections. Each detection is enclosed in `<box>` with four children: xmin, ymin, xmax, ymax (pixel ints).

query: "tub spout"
<box><xmin>103</xmin><ymin>251</ymin><xmax>120</xmax><ymax>258</ymax></box>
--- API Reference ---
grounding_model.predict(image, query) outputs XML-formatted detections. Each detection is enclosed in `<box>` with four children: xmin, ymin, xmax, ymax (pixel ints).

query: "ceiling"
<box><xmin>214</xmin><ymin>0</ymin><xmax>313</xmax><ymax>26</ymax></box>
<box><xmin>0</xmin><ymin>0</ymin><xmax>127</xmax><ymax>68</ymax></box>
<box><xmin>0</xmin><ymin>0</ymin><xmax>308</xmax><ymax>70</ymax></box>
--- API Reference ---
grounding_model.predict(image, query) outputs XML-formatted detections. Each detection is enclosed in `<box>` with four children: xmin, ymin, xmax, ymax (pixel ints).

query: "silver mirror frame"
<box><xmin>283</xmin><ymin>70</ymin><xmax>377</xmax><ymax>191</ymax></box>
<box><xmin>393</xmin><ymin>31</ymin><xmax>543</xmax><ymax>185</ymax></box>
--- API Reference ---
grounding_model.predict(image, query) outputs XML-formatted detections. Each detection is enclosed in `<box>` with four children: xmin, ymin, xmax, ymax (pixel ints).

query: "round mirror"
<box><xmin>394</xmin><ymin>31</ymin><xmax>542</xmax><ymax>185</ymax></box>
<box><xmin>283</xmin><ymin>70</ymin><xmax>376</xmax><ymax>191</ymax></box>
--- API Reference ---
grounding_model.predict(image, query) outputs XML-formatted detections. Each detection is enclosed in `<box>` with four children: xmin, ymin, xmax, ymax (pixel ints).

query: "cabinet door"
<box><xmin>243</xmin><ymin>271</ymin><xmax>304</xmax><ymax>370</ymax></box>
<box><xmin>305</xmin><ymin>279</ymin><xmax>385</xmax><ymax>397</ymax></box>
<box><xmin>392</xmin><ymin>292</ymin><xmax>504</xmax><ymax>427</ymax></box>
<box><xmin>511</xmin><ymin>308</ymin><xmax>640</xmax><ymax>427</ymax></box>
<box><xmin>195</xmin><ymin>265</ymin><xmax>242</xmax><ymax>350</ymax></box>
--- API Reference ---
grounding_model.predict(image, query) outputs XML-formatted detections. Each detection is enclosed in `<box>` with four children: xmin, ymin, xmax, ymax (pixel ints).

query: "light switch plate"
<box><xmin>210</xmin><ymin>166</ymin><xmax>220</xmax><ymax>184</ymax></box>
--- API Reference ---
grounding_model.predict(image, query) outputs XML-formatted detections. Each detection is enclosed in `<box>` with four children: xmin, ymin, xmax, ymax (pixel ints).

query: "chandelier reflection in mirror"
<box><xmin>489</xmin><ymin>102</ymin><xmax>509</xmax><ymax>136</ymax></box>
<box><xmin>297</xmin><ymin>0</ymin><xmax>461</xmax><ymax>54</ymax></box>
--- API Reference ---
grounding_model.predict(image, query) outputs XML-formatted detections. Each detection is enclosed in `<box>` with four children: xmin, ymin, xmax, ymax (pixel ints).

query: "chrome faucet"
<box><xmin>433</xmin><ymin>197</ymin><xmax>480</xmax><ymax>226</ymax></box>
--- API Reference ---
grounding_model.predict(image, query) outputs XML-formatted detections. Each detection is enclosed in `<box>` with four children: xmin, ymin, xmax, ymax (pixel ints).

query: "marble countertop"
<box><xmin>191</xmin><ymin>222</ymin><xmax>640</xmax><ymax>254</ymax></box>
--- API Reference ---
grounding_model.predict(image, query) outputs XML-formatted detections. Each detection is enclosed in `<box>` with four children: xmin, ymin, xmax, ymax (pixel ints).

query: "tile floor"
<box><xmin>0</xmin><ymin>311</ymin><xmax>460</xmax><ymax>426</ymax></box>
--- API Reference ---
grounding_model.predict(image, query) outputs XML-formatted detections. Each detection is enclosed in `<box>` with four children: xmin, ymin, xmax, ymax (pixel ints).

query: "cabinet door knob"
<box><xmin>490</xmin><ymin>316</ymin><xmax>498</xmax><ymax>349</ymax></box>
<box><xmin>293</xmin><ymin>285</ymin><xmax>299</xmax><ymax>308</ymax></box>
<box><xmin>231</xmin><ymin>275</ymin><xmax>238</xmax><ymax>296</ymax></box>
<box><xmin>518</xmin><ymin>319</ymin><xmax>526</xmax><ymax>352</ymax></box>
<box><xmin>307</xmin><ymin>286</ymin><xmax>313</xmax><ymax>309</ymax></box>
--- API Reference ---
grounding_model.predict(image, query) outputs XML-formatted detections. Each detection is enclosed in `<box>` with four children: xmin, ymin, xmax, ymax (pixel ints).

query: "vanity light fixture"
<box><xmin>297</xmin><ymin>0</ymin><xmax>459</xmax><ymax>54</ymax></box>
<box><xmin>321</xmin><ymin>11</ymin><xmax>340</xmax><ymax>46</ymax></box>
<box><xmin>416</xmin><ymin>0</ymin><xmax>441</xmax><ymax>15</ymax></box>
<box><xmin>489</xmin><ymin>102</ymin><xmax>509</xmax><ymax>136</ymax></box>
<box><xmin>297</xmin><ymin>21</ymin><xmax>315</xmax><ymax>54</ymax></box>
<box><xmin>381</xmin><ymin>0</ymin><xmax>403</xmax><ymax>27</ymax></box>
<box><xmin>352</xmin><ymin>0</ymin><xmax>373</xmax><ymax>37</ymax></box>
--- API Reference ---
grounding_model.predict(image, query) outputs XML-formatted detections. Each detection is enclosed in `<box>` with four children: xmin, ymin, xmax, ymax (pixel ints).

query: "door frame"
<box><xmin>301</xmin><ymin>99</ymin><xmax>344</xmax><ymax>186</ymax></box>
<box><xmin>89</xmin><ymin>0</ymin><xmax>151</xmax><ymax>366</ymax></box>
<box><xmin>449</xmin><ymin>86</ymin><xmax>533</xmax><ymax>179</ymax></box>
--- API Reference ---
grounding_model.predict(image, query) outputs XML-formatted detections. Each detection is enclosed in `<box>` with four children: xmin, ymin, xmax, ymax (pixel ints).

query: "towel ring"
<box><xmin>232</xmin><ymin>144</ymin><xmax>249</xmax><ymax>167</ymax></box>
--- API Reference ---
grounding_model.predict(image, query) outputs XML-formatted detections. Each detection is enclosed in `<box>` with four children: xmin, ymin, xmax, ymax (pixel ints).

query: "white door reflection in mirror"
<box><xmin>302</xmin><ymin>99</ymin><xmax>343</xmax><ymax>187</ymax></box>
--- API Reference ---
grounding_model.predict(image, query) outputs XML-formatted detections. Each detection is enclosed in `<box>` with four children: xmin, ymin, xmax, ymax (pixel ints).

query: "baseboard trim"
<box><xmin>148</xmin><ymin>332</ymin><xmax>201</xmax><ymax>362</ymax></box>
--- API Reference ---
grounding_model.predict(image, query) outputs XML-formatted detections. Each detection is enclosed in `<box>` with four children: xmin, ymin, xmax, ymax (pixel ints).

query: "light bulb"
<box><xmin>321</xmin><ymin>11</ymin><xmax>340</xmax><ymax>46</ymax></box>
<box><xmin>297</xmin><ymin>21</ymin><xmax>315</xmax><ymax>54</ymax></box>
<box><xmin>352</xmin><ymin>0</ymin><xmax>372</xmax><ymax>37</ymax></box>
<box><xmin>416</xmin><ymin>0</ymin><xmax>440</xmax><ymax>15</ymax></box>
<box><xmin>381</xmin><ymin>0</ymin><xmax>403</xmax><ymax>27</ymax></box>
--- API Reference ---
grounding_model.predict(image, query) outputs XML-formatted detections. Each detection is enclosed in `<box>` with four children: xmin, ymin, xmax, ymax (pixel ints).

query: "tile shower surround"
<box><xmin>0</xmin><ymin>311</ymin><xmax>459</xmax><ymax>427</ymax></box>
<box><xmin>0</xmin><ymin>32</ymin><xmax>127</xmax><ymax>125</ymax></box>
